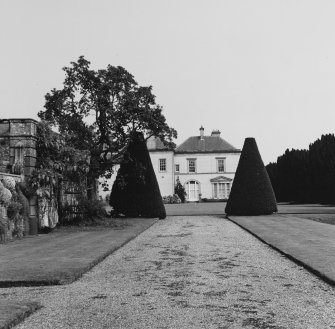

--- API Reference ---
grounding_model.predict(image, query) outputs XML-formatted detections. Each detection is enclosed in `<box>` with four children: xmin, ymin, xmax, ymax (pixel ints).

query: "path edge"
<box><xmin>226</xmin><ymin>215</ymin><xmax>335</xmax><ymax>287</ymax></box>
<box><xmin>0</xmin><ymin>302</ymin><xmax>42</xmax><ymax>329</ymax></box>
<box><xmin>0</xmin><ymin>219</ymin><xmax>158</xmax><ymax>288</ymax></box>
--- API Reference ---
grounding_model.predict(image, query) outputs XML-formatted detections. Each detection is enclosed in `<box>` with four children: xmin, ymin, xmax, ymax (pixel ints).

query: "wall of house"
<box><xmin>149</xmin><ymin>150</ymin><xmax>174</xmax><ymax>197</ymax></box>
<box><xmin>174</xmin><ymin>152</ymin><xmax>240</xmax><ymax>199</ymax></box>
<box><xmin>100</xmin><ymin>151</ymin><xmax>241</xmax><ymax>201</ymax></box>
<box><xmin>174</xmin><ymin>152</ymin><xmax>240</xmax><ymax>174</ymax></box>
<box><xmin>99</xmin><ymin>150</ymin><xmax>175</xmax><ymax>201</ymax></box>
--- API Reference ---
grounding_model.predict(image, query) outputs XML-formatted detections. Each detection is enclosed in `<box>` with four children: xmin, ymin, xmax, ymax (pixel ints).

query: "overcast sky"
<box><xmin>1</xmin><ymin>0</ymin><xmax>334</xmax><ymax>164</ymax></box>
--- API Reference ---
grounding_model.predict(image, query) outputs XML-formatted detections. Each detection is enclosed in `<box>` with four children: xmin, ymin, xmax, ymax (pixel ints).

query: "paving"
<box><xmin>1</xmin><ymin>216</ymin><xmax>335</xmax><ymax>328</ymax></box>
<box><xmin>228</xmin><ymin>214</ymin><xmax>335</xmax><ymax>285</ymax></box>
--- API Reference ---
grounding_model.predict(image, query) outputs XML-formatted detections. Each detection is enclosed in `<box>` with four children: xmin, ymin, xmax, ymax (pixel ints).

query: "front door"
<box><xmin>186</xmin><ymin>180</ymin><xmax>199</xmax><ymax>201</ymax></box>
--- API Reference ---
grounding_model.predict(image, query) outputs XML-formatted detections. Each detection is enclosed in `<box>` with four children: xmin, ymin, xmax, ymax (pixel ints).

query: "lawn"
<box><xmin>0</xmin><ymin>217</ymin><xmax>157</xmax><ymax>287</ymax></box>
<box><xmin>283</xmin><ymin>213</ymin><xmax>335</xmax><ymax>225</ymax></box>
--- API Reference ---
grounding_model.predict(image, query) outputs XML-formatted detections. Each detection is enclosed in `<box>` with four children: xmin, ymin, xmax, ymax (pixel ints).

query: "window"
<box><xmin>217</xmin><ymin>158</ymin><xmax>225</xmax><ymax>172</ymax></box>
<box><xmin>12</xmin><ymin>142</ymin><xmax>24</xmax><ymax>175</ymax></box>
<box><xmin>175</xmin><ymin>164</ymin><xmax>180</xmax><ymax>172</ymax></box>
<box><xmin>14</xmin><ymin>142</ymin><xmax>24</xmax><ymax>164</ymax></box>
<box><xmin>212</xmin><ymin>182</ymin><xmax>230</xmax><ymax>199</ymax></box>
<box><xmin>188</xmin><ymin>159</ymin><xmax>196</xmax><ymax>173</ymax></box>
<box><xmin>159</xmin><ymin>159</ymin><xmax>166</xmax><ymax>172</ymax></box>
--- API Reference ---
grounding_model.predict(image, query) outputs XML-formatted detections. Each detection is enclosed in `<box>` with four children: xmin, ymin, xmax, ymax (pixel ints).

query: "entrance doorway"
<box><xmin>185</xmin><ymin>180</ymin><xmax>200</xmax><ymax>202</ymax></box>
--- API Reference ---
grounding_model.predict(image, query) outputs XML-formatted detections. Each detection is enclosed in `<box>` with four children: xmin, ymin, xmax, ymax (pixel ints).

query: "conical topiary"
<box><xmin>110</xmin><ymin>131</ymin><xmax>166</xmax><ymax>219</ymax></box>
<box><xmin>225</xmin><ymin>137</ymin><xmax>277</xmax><ymax>215</ymax></box>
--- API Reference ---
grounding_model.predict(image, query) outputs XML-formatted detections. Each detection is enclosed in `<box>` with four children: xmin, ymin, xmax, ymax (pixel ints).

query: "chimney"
<box><xmin>199</xmin><ymin>126</ymin><xmax>204</xmax><ymax>140</ymax></box>
<box><xmin>211</xmin><ymin>130</ymin><xmax>221</xmax><ymax>137</ymax></box>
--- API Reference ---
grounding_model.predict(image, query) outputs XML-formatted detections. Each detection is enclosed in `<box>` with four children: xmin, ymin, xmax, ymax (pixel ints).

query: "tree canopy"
<box><xmin>38</xmin><ymin>56</ymin><xmax>177</xmax><ymax>188</ymax></box>
<box><xmin>266</xmin><ymin>134</ymin><xmax>335</xmax><ymax>204</ymax></box>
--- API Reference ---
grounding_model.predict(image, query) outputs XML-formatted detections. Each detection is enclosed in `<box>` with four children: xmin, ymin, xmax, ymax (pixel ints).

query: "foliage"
<box><xmin>162</xmin><ymin>194</ymin><xmax>181</xmax><ymax>204</ymax></box>
<box><xmin>7</xmin><ymin>201</ymin><xmax>22</xmax><ymax>220</ymax></box>
<box><xmin>225</xmin><ymin>138</ymin><xmax>277</xmax><ymax>215</ymax></box>
<box><xmin>0</xmin><ymin>178</ymin><xmax>25</xmax><ymax>240</ymax></box>
<box><xmin>0</xmin><ymin>181</ymin><xmax>12</xmax><ymax>207</ymax></box>
<box><xmin>62</xmin><ymin>197</ymin><xmax>107</xmax><ymax>225</ymax></box>
<box><xmin>201</xmin><ymin>198</ymin><xmax>228</xmax><ymax>202</ymax></box>
<box><xmin>2</xmin><ymin>176</ymin><xmax>16</xmax><ymax>191</ymax></box>
<box><xmin>38</xmin><ymin>56</ymin><xmax>177</xmax><ymax>194</ymax></box>
<box><xmin>15</xmin><ymin>182</ymin><xmax>30</xmax><ymax>229</ymax></box>
<box><xmin>77</xmin><ymin>196</ymin><xmax>107</xmax><ymax>222</ymax></box>
<box><xmin>29</xmin><ymin>121</ymin><xmax>90</xmax><ymax>193</ymax></box>
<box><xmin>174</xmin><ymin>178</ymin><xmax>186</xmax><ymax>203</ymax></box>
<box><xmin>110</xmin><ymin>131</ymin><xmax>166</xmax><ymax>219</ymax></box>
<box><xmin>266</xmin><ymin>134</ymin><xmax>335</xmax><ymax>204</ymax></box>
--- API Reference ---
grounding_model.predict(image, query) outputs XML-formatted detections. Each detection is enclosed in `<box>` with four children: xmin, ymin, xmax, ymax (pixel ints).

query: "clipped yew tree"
<box><xmin>110</xmin><ymin>132</ymin><xmax>166</xmax><ymax>219</ymax></box>
<box><xmin>225</xmin><ymin>137</ymin><xmax>277</xmax><ymax>215</ymax></box>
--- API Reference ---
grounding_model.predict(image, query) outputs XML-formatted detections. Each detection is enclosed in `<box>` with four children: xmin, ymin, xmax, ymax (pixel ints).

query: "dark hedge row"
<box><xmin>225</xmin><ymin>138</ymin><xmax>277</xmax><ymax>215</ymax></box>
<box><xmin>109</xmin><ymin>132</ymin><xmax>166</xmax><ymax>219</ymax></box>
<box><xmin>266</xmin><ymin>134</ymin><xmax>335</xmax><ymax>204</ymax></box>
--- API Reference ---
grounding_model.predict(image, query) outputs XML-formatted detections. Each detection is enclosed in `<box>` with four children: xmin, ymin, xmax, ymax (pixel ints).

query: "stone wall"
<box><xmin>0</xmin><ymin>119</ymin><xmax>37</xmax><ymax>176</ymax></box>
<box><xmin>0</xmin><ymin>119</ymin><xmax>38</xmax><ymax>238</ymax></box>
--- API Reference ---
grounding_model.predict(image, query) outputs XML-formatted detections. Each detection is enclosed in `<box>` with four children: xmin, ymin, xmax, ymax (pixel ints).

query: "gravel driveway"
<box><xmin>2</xmin><ymin>216</ymin><xmax>335</xmax><ymax>329</ymax></box>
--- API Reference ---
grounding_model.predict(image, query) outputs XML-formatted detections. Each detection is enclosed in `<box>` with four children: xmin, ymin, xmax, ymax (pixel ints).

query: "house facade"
<box><xmin>101</xmin><ymin>127</ymin><xmax>241</xmax><ymax>202</ymax></box>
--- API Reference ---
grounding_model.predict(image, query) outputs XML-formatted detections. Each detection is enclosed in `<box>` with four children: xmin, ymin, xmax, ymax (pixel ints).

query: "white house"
<box><xmin>99</xmin><ymin>127</ymin><xmax>241</xmax><ymax>202</ymax></box>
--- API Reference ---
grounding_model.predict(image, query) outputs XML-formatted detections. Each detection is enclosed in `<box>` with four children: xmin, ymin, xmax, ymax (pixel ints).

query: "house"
<box><xmin>100</xmin><ymin>126</ymin><xmax>241</xmax><ymax>202</ymax></box>
<box><xmin>173</xmin><ymin>126</ymin><xmax>241</xmax><ymax>201</ymax></box>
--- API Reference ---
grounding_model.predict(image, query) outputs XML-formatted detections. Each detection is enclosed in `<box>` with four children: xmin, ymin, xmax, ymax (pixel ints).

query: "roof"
<box><xmin>175</xmin><ymin>136</ymin><xmax>240</xmax><ymax>154</ymax></box>
<box><xmin>146</xmin><ymin>136</ymin><xmax>173</xmax><ymax>152</ymax></box>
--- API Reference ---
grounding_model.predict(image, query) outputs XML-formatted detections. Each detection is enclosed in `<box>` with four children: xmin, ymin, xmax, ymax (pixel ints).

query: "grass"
<box><xmin>0</xmin><ymin>217</ymin><xmax>157</xmax><ymax>287</ymax></box>
<box><xmin>0</xmin><ymin>301</ymin><xmax>41</xmax><ymax>329</ymax></box>
<box><xmin>286</xmin><ymin>214</ymin><xmax>335</xmax><ymax>225</ymax></box>
<box><xmin>0</xmin><ymin>216</ymin><xmax>157</xmax><ymax>329</ymax></box>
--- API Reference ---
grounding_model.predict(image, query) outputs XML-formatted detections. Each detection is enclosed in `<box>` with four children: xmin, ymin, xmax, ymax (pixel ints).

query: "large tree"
<box><xmin>38</xmin><ymin>56</ymin><xmax>177</xmax><ymax>197</ymax></box>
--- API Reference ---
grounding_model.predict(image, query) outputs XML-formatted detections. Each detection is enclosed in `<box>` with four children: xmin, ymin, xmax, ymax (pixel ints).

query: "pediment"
<box><xmin>210</xmin><ymin>175</ymin><xmax>232</xmax><ymax>182</ymax></box>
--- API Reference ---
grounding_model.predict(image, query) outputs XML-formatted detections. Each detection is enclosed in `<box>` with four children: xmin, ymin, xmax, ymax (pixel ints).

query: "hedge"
<box><xmin>110</xmin><ymin>132</ymin><xmax>166</xmax><ymax>219</ymax></box>
<box><xmin>225</xmin><ymin>137</ymin><xmax>277</xmax><ymax>215</ymax></box>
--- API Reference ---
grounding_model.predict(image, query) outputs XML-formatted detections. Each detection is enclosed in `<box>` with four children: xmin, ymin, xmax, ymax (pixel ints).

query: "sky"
<box><xmin>1</xmin><ymin>0</ymin><xmax>335</xmax><ymax>164</ymax></box>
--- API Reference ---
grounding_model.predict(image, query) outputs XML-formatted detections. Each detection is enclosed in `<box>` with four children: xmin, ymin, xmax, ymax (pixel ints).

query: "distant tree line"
<box><xmin>266</xmin><ymin>134</ymin><xmax>335</xmax><ymax>204</ymax></box>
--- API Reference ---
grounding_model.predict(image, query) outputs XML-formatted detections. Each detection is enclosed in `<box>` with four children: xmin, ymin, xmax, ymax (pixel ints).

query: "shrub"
<box><xmin>174</xmin><ymin>178</ymin><xmax>186</xmax><ymax>203</ymax></box>
<box><xmin>162</xmin><ymin>194</ymin><xmax>181</xmax><ymax>204</ymax></box>
<box><xmin>225</xmin><ymin>138</ymin><xmax>277</xmax><ymax>215</ymax></box>
<box><xmin>62</xmin><ymin>197</ymin><xmax>107</xmax><ymax>225</ymax></box>
<box><xmin>201</xmin><ymin>198</ymin><xmax>227</xmax><ymax>203</ymax></box>
<box><xmin>7</xmin><ymin>201</ymin><xmax>22</xmax><ymax>220</ymax></box>
<box><xmin>0</xmin><ymin>181</ymin><xmax>12</xmax><ymax>207</ymax></box>
<box><xmin>110</xmin><ymin>132</ymin><xmax>166</xmax><ymax>219</ymax></box>
<box><xmin>78</xmin><ymin>197</ymin><xmax>107</xmax><ymax>222</ymax></box>
<box><xmin>2</xmin><ymin>176</ymin><xmax>16</xmax><ymax>191</ymax></box>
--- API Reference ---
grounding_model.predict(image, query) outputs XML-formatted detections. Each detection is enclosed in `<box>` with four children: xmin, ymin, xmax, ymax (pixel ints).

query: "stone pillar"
<box><xmin>0</xmin><ymin>119</ymin><xmax>38</xmax><ymax>235</ymax></box>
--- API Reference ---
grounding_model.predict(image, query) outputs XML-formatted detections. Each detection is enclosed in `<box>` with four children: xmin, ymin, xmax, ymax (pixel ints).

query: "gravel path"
<box><xmin>2</xmin><ymin>216</ymin><xmax>335</xmax><ymax>329</ymax></box>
